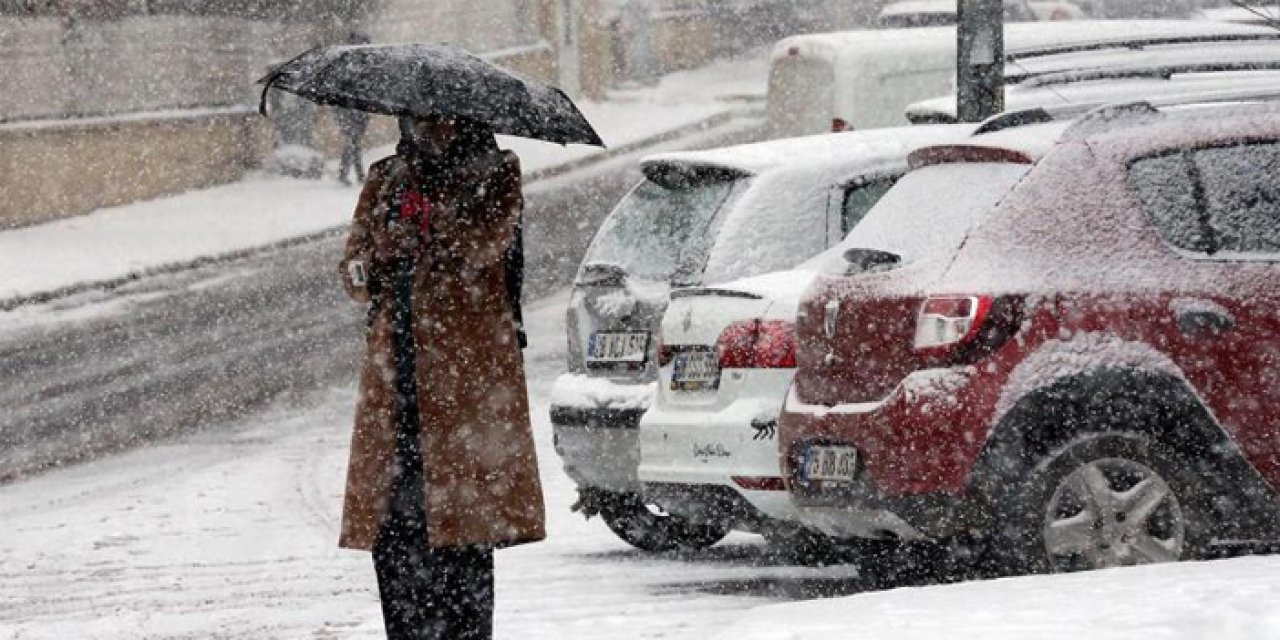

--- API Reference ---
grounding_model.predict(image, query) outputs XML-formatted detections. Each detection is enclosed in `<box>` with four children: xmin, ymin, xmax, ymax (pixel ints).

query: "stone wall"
<box><xmin>0</xmin><ymin>0</ymin><xmax>758</xmax><ymax>228</ymax></box>
<box><xmin>0</xmin><ymin>108</ymin><xmax>271</xmax><ymax>227</ymax></box>
<box><xmin>0</xmin><ymin>1</ymin><xmax>553</xmax><ymax>228</ymax></box>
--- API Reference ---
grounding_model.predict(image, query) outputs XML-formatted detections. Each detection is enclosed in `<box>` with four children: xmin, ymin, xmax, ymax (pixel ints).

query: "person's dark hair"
<box><xmin>397</xmin><ymin>115</ymin><xmax>499</xmax><ymax>192</ymax></box>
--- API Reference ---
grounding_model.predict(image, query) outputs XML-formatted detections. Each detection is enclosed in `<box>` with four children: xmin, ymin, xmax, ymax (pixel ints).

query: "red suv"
<box><xmin>780</xmin><ymin>102</ymin><xmax>1280</xmax><ymax>575</ymax></box>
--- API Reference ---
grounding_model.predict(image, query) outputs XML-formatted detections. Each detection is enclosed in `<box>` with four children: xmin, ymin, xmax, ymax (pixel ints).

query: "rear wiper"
<box><xmin>576</xmin><ymin>262</ymin><xmax>628</xmax><ymax>287</ymax></box>
<box><xmin>841</xmin><ymin>248</ymin><xmax>901</xmax><ymax>274</ymax></box>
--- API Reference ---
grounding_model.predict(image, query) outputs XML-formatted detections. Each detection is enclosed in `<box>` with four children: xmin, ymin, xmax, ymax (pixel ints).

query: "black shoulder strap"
<box><xmin>504</xmin><ymin>207</ymin><xmax>527</xmax><ymax>349</ymax></box>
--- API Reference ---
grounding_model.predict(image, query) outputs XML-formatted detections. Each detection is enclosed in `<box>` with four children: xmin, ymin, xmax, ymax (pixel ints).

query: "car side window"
<box><xmin>1129</xmin><ymin>153</ymin><xmax>1215</xmax><ymax>254</ymax></box>
<box><xmin>1131</xmin><ymin>142</ymin><xmax>1280</xmax><ymax>256</ymax></box>
<box><xmin>1193</xmin><ymin>143</ymin><xmax>1280</xmax><ymax>254</ymax></box>
<box><xmin>841</xmin><ymin>176</ymin><xmax>898</xmax><ymax>236</ymax></box>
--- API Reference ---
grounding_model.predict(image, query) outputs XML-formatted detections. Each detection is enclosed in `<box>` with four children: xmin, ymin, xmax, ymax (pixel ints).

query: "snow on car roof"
<box><xmin>879</xmin><ymin>0</ymin><xmax>1027</xmax><ymax>17</ymax></box>
<box><xmin>961</xmin><ymin>121</ymin><xmax>1073</xmax><ymax>160</ymax></box>
<box><xmin>879</xmin><ymin>0</ymin><xmax>959</xmax><ymax>17</ymax></box>
<box><xmin>1007</xmin><ymin>37</ymin><xmax>1280</xmax><ymax>84</ymax></box>
<box><xmin>641</xmin><ymin>124</ymin><xmax>977</xmax><ymax>177</ymax></box>
<box><xmin>907</xmin><ymin>67</ymin><xmax>1280</xmax><ymax>121</ymax></box>
<box><xmin>1078</xmin><ymin>99</ymin><xmax>1280</xmax><ymax>149</ymax></box>
<box><xmin>772</xmin><ymin>20</ymin><xmax>1273</xmax><ymax>65</ymax></box>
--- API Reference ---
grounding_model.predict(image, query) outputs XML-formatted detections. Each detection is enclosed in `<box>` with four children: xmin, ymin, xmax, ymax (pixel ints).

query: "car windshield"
<box><xmin>582</xmin><ymin>172</ymin><xmax>743</xmax><ymax>282</ymax></box>
<box><xmin>826</xmin><ymin>161</ymin><xmax>1030</xmax><ymax>272</ymax></box>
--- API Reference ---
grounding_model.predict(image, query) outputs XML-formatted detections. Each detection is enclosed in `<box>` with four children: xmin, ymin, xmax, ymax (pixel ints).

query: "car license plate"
<box><xmin>586</xmin><ymin>331</ymin><xmax>649</xmax><ymax>363</ymax></box>
<box><xmin>802</xmin><ymin>445</ymin><xmax>858</xmax><ymax>483</ymax></box>
<box><xmin>671</xmin><ymin>350</ymin><xmax>720</xmax><ymax>391</ymax></box>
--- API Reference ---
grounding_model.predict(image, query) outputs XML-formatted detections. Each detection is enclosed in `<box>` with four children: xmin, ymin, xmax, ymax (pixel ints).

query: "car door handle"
<box><xmin>1176</xmin><ymin>307</ymin><xmax>1235</xmax><ymax>337</ymax></box>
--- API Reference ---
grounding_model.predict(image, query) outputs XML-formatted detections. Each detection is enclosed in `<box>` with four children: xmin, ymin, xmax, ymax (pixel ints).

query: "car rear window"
<box><xmin>694</xmin><ymin>170</ymin><xmax>838</xmax><ymax>286</ymax></box>
<box><xmin>1129</xmin><ymin>141</ymin><xmax>1280</xmax><ymax>256</ymax></box>
<box><xmin>824</xmin><ymin>161</ymin><xmax>1030</xmax><ymax>273</ymax></box>
<box><xmin>582</xmin><ymin>173</ymin><xmax>744</xmax><ymax>281</ymax></box>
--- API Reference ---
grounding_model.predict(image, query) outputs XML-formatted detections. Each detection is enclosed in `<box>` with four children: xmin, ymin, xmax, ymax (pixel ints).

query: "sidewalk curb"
<box><xmin>0</xmin><ymin>110</ymin><xmax>743</xmax><ymax>313</ymax></box>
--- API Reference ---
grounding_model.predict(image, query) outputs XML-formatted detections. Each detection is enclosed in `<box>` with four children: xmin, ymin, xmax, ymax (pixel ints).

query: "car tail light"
<box><xmin>716</xmin><ymin>319</ymin><xmax>797</xmax><ymax>369</ymax></box>
<box><xmin>732</xmin><ymin>476</ymin><xmax>786</xmax><ymax>491</ymax></box>
<box><xmin>657</xmin><ymin>333</ymin><xmax>673</xmax><ymax>367</ymax></box>
<box><xmin>832</xmin><ymin>117</ymin><xmax>850</xmax><ymax>132</ymax></box>
<box><xmin>914</xmin><ymin>295</ymin><xmax>993</xmax><ymax>351</ymax></box>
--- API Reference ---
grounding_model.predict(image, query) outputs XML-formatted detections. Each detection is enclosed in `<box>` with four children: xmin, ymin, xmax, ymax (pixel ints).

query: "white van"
<box><xmin>766</xmin><ymin>19</ymin><xmax>1273</xmax><ymax>137</ymax></box>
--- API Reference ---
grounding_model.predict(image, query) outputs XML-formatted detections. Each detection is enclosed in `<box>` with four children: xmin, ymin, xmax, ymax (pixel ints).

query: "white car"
<box><xmin>553</xmin><ymin>124</ymin><xmax>974</xmax><ymax>552</ymax></box>
<box><xmin>633</xmin><ymin>125</ymin><xmax>975</xmax><ymax>553</ymax></box>
<box><xmin>639</xmin><ymin>269</ymin><xmax>819</xmax><ymax>550</ymax></box>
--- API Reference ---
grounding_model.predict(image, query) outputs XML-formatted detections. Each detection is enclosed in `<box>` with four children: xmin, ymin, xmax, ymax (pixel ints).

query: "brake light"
<box><xmin>716</xmin><ymin>320</ymin><xmax>797</xmax><ymax>369</ymax></box>
<box><xmin>832</xmin><ymin>117</ymin><xmax>850</xmax><ymax>132</ymax></box>
<box><xmin>657</xmin><ymin>333</ymin><xmax>673</xmax><ymax>367</ymax></box>
<box><xmin>732</xmin><ymin>476</ymin><xmax>786</xmax><ymax>491</ymax></box>
<box><xmin>914</xmin><ymin>295</ymin><xmax>993</xmax><ymax>351</ymax></box>
<box><xmin>908</xmin><ymin>145</ymin><xmax>1033</xmax><ymax>169</ymax></box>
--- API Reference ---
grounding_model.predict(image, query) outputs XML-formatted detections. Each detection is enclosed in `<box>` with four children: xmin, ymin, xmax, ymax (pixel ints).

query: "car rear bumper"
<box><xmin>787</xmin><ymin>474</ymin><xmax>971</xmax><ymax>541</ymax></box>
<box><xmin>779</xmin><ymin>367</ymin><xmax>993</xmax><ymax>540</ymax></box>
<box><xmin>638</xmin><ymin>389</ymin><xmax>797</xmax><ymax>523</ymax></box>
<box><xmin>551</xmin><ymin>405</ymin><xmax>646</xmax><ymax>493</ymax></box>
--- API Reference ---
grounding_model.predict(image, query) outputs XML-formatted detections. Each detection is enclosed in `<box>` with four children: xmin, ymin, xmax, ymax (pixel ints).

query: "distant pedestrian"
<box><xmin>337</xmin><ymin>31</ymin><xmax>373</xmax><ymax>186</ymax></box>
<box><xmin>337</xmin><ymin>114</ymin><xmax>544</xmax><ymax>640</ymax></box>
<box><xmin>337</xmin><ymin>107</ymin><xmax>369</xmax><ymax>185</ymax></box>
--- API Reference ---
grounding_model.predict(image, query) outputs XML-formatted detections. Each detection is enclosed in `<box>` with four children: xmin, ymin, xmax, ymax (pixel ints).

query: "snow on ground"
<box><xmin>0</xmin><ymin>50</ymin><xmax>767</xmax><ymax>304</ymax></box>
<box><xmin>7</xmin><ymin>283</ymin><xmax>1280</xmax><ymax>638</ymax></box>
<box><xmin>714</xmin><ymin>554</ymin><xmax>1280</xmax><ymax>640</ymax></box>
<box><xmin>0</xmin><ymin>288</ymin><xmax>861</xmax><ymax>639</ymax></box>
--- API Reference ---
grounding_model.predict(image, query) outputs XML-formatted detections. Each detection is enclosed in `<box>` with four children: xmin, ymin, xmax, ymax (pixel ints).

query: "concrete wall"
<box><xmin>0</xmin><ymin>1</ymin><xmax>553</xmax><ymax>229</ymax></box>
<box><xmin>0</xmin><ymin>108</ymin><xmax>271</xmax><ymax>227</ymax></box>
<box><xmin>0</xmin><ymin>0</ymin><xmax>748</xmax><ymax>229</ymax></box>
<box><xmin>0</xmin><ymin>16</ymin><xmax>322</xmax><ymax>122</ymax></box>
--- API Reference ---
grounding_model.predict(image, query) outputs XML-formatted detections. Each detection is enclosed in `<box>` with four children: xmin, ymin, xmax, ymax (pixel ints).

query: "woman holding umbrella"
<box><xmin>260</xmin><ymin>44</ymin><xmax>601</xmax><ymax>639</ymax></box>
<box><xmin>336</xmin><ymin>113</ymin><xmax>544</xmax><ymax>640</ymax></box>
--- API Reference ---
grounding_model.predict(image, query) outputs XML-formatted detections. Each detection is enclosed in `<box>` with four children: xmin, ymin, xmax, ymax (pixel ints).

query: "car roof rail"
<box><xmin>1061</xmin><ymin>101</ymin><xmax>1161</xmax><ymax>139</ymax></box>
<box><xmin>1015</xmin><ymin>60</ymin><xmax>1280</xmax><ymax>88</ymax></box>
<box><xmin>1059</xmin><ymin>91</ymin><xmax>1280</xmax><ymax>140</ymax></box>
<box><xmin>972</xmin><ymin>107</ymin><xmax>1055</xmax><ymax>136</ymax></box>
<box><xmin>1006</xmin><ymin>32</ymin><xmax>1280</xmax><ymax>63</ymax></box>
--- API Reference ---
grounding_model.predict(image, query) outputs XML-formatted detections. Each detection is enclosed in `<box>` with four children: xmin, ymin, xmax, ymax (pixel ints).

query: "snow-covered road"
<box><xmin>7</xmin><ymin>285</ymin><xmax>1280</xmax><ymax>640</ymax></box>
<box><xmin>0</xmin><ymin>290</ymin><xmax>861</xmax><ymax>639</ymax></box>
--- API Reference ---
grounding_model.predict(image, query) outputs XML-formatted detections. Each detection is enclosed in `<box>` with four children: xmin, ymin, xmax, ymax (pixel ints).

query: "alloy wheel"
<box><xmin>1042</xmin><ymin>457</ymin><xmax>1185</xmax><ymax>571</ymax></box>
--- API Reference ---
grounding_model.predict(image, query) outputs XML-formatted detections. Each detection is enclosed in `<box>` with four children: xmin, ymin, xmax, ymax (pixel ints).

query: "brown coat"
<box><xmin>337</xmin><ymin>149</ymin><xmax>546</xmax><ymax>551</ymax></box>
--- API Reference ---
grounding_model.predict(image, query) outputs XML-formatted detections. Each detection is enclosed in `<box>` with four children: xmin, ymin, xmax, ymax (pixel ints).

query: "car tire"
<box><xmin>597</xmin><ymin>492</ymin><xmax>730</xmax><ymax>552</ymax></box>
<box><xmin>988</xmin><ymin>433</ymin><xmax>1211</xmax><ymax>576</ymax></box>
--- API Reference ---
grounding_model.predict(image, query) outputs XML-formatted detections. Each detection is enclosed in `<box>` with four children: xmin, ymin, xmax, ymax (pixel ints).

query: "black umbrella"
<box><xmin>258</xmin><ymin>43</ymin><xmax>604</xmax><ymax>147</ymax></box>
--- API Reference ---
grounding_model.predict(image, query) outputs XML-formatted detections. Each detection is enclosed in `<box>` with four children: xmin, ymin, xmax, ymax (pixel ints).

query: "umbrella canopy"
<box><xmin>259</xmin><ymin>43</ymin><xmax>604</xmax><ymax>147</ymax></box>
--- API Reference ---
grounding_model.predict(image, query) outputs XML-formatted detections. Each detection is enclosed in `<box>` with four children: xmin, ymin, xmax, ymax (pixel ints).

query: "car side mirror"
<box><xmin>841</xmin><ymin>247</ymin><xmax>901</xmax><ymax>275</ymax></box>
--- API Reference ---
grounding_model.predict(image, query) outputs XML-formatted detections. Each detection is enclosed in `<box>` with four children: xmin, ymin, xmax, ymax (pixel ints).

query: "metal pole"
<box><xmin>956</xmin><ymin>0</ymin><xmax>1005</xmax><ymax>122</ymax></box>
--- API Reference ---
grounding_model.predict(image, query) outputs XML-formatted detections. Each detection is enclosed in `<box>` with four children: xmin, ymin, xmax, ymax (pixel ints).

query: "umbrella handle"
<box><xmin>255</xmin><ymin>44</ymin><xmax>327</xmax><ymax>118</ymax></box>
<box><xmin>258</xmin><ymin>84</ymin><xmax>271</xmax><ymax>117</ymax></box>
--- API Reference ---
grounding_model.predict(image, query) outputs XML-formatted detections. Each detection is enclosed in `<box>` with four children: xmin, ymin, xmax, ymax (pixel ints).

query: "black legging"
<box><xmin>373</xmin><ymin>261</ymin><xmax>494</xmax><ymax>640</ymax></box>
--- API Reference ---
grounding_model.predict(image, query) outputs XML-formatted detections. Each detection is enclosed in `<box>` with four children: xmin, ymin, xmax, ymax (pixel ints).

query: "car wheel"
<box><xmin>597</xmin><ymin>492</ymin><xmax>729</xmax><ymax>552</ymax></box>
<box><xmin>991</xmin><ymin>434</ymin><xmax>1209</xmax><ymax>575</ymax></box>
